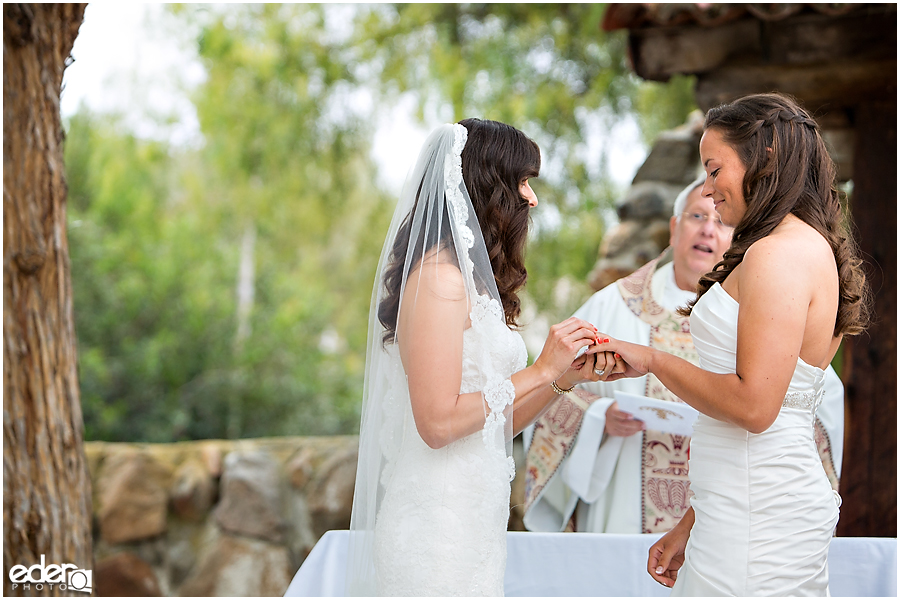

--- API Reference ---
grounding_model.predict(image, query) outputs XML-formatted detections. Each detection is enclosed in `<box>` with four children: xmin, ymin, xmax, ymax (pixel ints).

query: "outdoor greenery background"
<box><xmin>64</xmin><ymin>4</ymin><xmax>697</xmax><ymax>442</ymax></box>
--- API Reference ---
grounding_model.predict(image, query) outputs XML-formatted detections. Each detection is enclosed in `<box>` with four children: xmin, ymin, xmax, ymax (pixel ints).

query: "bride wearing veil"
<box><xmin>346</xmin><ymin>119</ymin><xmax>619</xmax><ymax>596</ymax></box>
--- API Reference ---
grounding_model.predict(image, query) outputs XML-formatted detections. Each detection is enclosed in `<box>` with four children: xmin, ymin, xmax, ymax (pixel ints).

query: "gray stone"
<box><xmin>632</xmin><ymin>110</ymin><xmax>704</xmax><ymax>185</ymax></box>
<box><xmin>284</xmin><ymin>491</ymin><xmax>318</xmax><ymax>571</ymax></box>
<box><xmin>177</xmin><ymin>532</ymin><xmax>292</xmax><ymax>597</ymax></box>
<box><xmin>616</xmin><ymin>181</ymin><xmax>683</xmax><ymax>221</ymax></box>
<box><xmin>588</xmin><ymin>239</ymin><xmax>664</xmax><ymax>291</ymax></box>
<box><xmin>286</xmin><ymin>446</ymin><xmax>316</xmax><ymax>490</ymax></box>
<box><xmin>306</xmin><ymin>448</ymin><xmax>358</xmax><ymax>538</ymax></box>
<box><xmin>95</xmin><ymin>551</ymin><xmax>163</xmax><ymax>596</ymax></box>
<box><xmin>214</xmin><ymin>451</ymin><xmax>286</xmax><ymax>543</ymax></box>
<box><xmin>98</xmin><ymin>451</ymin><xmax>171</xmax><ymax>545</ymax></box>
<box><xmin>599</xmin><ymin>220</ymin><xmax>644</xmax><ymax>258</ymax></box>
<box><xmin>200</xmin><ymin>442</ymin><xmax>224</xmax><ymax>478</ymax></box>
<box><xmin>170</xmin><ymin>458</ymin><xmax>216</xmax><ymax>522</ymax></box>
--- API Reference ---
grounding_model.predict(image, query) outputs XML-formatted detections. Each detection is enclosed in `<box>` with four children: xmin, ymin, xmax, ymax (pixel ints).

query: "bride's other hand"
<box><xmin>647</xmin><ymin>508</ymin><xmax>693</xmax><ymax>588</ymax></box>
<box><xmin>595</xmin><ymin>335</ymin><xmax>653</xmax><ymax>380</ymax></box>
<box><xmin>534</xmin><ymin>317</ymin><xmax>602</xmax><ymax>382</ymax></box>
<box><xmin>592</xmin><ymin>350</ymin><xmax>626</xmax><ymax>382</ymax></box>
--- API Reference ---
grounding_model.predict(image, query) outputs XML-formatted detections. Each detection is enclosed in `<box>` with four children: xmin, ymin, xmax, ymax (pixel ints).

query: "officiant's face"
<box><xmin>669</xmin><ymin>188</ymin><xmax>733</xmax><ymax>291</ymax></box>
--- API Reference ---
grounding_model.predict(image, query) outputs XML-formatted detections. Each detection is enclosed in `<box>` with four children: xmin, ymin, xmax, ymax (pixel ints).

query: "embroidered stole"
<box><xmin>814</xmin><ymin>419</ymin><xmax>840</xmax><ymax>491</ymax></box>
<box><xmin>523</xmin><ymin>385</ymin><xmax>594</xmax><ymax>529</ymax></box>
<box><xmin>616</xmin><ymin>257</ymin><xmax>698</xmax><ymax>533</ymax></box>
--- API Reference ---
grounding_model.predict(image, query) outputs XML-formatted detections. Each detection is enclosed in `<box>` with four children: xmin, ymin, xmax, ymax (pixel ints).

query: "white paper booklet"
<box><xmin>613</xmin><ymin>390</ymin><xmax>699</xmax><ymax>436</ymax></box>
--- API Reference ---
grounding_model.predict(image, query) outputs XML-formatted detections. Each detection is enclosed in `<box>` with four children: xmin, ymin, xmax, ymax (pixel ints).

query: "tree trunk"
<box><xmin>3</xmin><ymin>4</ymin><xmax>91</xmax><ymax>595</ymax></box>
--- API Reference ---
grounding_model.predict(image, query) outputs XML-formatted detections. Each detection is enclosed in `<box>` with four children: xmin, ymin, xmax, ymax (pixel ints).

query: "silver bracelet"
<box><xmin>550</xmin><ymin>379</ymin><xmax>575</xmax><ymax>395</ymax></box>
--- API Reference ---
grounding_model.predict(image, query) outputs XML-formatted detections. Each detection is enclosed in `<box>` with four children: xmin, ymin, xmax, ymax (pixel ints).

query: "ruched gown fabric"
<box><xmin>673</xmin><ymin>283</ymin><xmax>841</xmax><ymax>597</ymax></box>
<box><xmin>372</xmin><ymin>298</ymin><xmax>527</xmax><ymax>596</ymax></box>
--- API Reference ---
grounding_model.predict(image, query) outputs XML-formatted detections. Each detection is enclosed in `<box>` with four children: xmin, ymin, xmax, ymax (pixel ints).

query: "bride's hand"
<box><xmin>534</xmin><ymin>317</ymin><xmax>601</xmax><ymax>382</ymax></box>
<box><xmin>595</xmin><ymin>335</ymin><xmax>653</xmax><ymax>380</ymax></box>
<box><xmin>647</xmin><ymin>510</ymin><xmax>693</xmax><ymax>588</ymax></box>
<box><xmin>556</xmin><ymin>350</ymin><xmax>625</xmax><ymax>390</ymax></box>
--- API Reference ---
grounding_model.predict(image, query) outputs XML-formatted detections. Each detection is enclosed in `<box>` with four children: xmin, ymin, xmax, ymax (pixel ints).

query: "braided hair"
<box><xmin>680</xmin><ymin>93</ymin><xmax>870</xmax><ymax>337</ymax></box>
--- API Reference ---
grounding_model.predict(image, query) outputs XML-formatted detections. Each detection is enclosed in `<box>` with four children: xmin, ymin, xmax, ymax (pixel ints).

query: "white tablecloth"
<box><xmin>285</xmin><ymin>531</ymin><xmax>897</xmax><ymax>597</ymax></box>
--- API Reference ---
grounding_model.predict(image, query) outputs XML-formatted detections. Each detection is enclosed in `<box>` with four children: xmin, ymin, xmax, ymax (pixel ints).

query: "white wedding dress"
<box><xmin>673</xmin><ymin>282</ymin><xmax>841</xmax><ymax>596</ymax></box>
<box><xmin>372</xmin><ymin>295</ymin><xmax>527</xmax><ymax>596</ymax></box>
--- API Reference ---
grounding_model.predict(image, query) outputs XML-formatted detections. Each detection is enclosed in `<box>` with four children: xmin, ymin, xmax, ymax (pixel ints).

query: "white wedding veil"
<box><xmin>345</xmin><ymin>123</ymin><xmax>516</xmax><ymax>595</ymax></box>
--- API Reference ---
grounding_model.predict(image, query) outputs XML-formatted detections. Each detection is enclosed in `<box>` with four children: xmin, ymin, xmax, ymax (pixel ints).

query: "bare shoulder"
<box><xmin>407</xmin><ymin>251</ymin><xmax>467</xmax><ymax>302</ymax></box>
<box><xmin>743</xmin><ymin>218</ymin><xmax>834</xmax><ymax>279</ymax></box>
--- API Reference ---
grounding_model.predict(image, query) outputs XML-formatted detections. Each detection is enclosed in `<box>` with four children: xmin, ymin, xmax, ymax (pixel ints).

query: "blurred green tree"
<box><xmin>67</xmin><ymin>4</ymin><xmax>392</xmax><ymax>441</ymax></box>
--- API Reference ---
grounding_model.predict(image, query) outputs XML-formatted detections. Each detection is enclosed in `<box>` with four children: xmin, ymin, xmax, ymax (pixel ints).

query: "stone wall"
<box><xmin>588</xmin><ymin>110</ymin><xmax>705</xmax><ymax>291</ymax></box>
<box><xmin>85</xmin><ymin>435</ymin><xmax>529</xmax><ymax>596</ymax></box>
<box><xmin>86</xmin><ymin>436</ymin><xmax>359</xmax><ymax>596</ymax></box>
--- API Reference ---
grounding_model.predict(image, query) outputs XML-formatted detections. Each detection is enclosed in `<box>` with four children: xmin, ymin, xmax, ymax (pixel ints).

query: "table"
<box><xmin>285</xmin><ymin>531</ymin><xmax>897</xmax><ymax>596</ymax></box>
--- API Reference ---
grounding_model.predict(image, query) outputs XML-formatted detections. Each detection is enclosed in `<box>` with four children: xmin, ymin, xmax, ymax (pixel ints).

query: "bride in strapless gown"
<box><xmin>596</xmin><ymin>93</ymin><xmax>870</xmax><ymax>597</ymax></box>
<box><xmin>675</xmin><ymin>282</ymin><xmax>841</xmax><ymax>595</ymax></box>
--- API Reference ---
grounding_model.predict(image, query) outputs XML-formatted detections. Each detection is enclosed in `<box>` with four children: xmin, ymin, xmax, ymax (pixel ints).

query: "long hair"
<box><xmin>378</xmin><ymin>119</ymin><xmax>540</xmax><ymax>344</ymax></box>
<box><xmin>680</xmin><ymin>93</ymin><xmax>870</xmax><ymax>337</ymax></box>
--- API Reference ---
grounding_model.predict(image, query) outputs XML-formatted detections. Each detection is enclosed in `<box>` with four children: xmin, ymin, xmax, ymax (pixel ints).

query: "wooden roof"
<box><xmin>603</xmin><ymin>3</ymin><xmax>865</xmax><ymax>31</ymax></box>
<box><xmin>601</xmin><ymin>3</ymin><xmax>896</xmax><ymax>124</ymax></box>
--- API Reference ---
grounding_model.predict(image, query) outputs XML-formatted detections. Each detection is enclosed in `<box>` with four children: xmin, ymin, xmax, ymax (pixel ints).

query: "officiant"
<box><xmin>523</xmin><ymin>175</ymin><xmax>845</xmax><ymax>534</ymax></box>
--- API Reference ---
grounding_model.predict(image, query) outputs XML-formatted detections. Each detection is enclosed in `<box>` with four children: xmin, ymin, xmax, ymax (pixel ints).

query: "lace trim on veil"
<box><xmin>445</xmin><ymin>124</ymin><xmax>477</xmax><ymax>289</ymax></box>
<box><xmin>445</xmin><ymin>124</ymin><xmax>515</xmax><ymax>480</ymax></box>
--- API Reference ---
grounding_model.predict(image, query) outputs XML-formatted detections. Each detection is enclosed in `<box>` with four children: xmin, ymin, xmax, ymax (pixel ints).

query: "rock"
<box><xmin>177</xmin><ymin>532</ymin><xmax>292</xmax><ymax>597</ymax></box>
<box><xmin>645</xmin><ymin>219</ymin><xmax>674</xmax><ymax>251</ymax></box>
<box><xmin>166</xmin><ymin>538</ymin><xmax>197</xmax><ymax>591</ymax></box>
<box><xmin>616</xmin><ymin>181</ymin><xmax>683</xmax><ymax>221</ymax></box>
<box><xmin>98</xmin><ymin>450</ymin><xmax>171</xmax><ymax>545</ymax></box>
<box><xmin>306</xmin><ymin>448</ymin><xmax>358</xmax><ymax>538</ymax></box>
<box><xmin>286</xmin><ymin>446</ymin><xmax>316</xmax><ymax>490</ymax></box>
<box><xmin>588</xmin><ymin>239</ymin><xmax>663</xmax><ymax>291</ymax></box>
<box><xmin>214</xmin><ymin>451</ymin><xmax>286</xmax><ymax>543</ymax></box>
<box><xmin>284</xmin><ymin>492</ymin><xmax>317</xmax><ymax>571</ymax></box>
<box><xmin>632</xmin><ymin>110</ymin><xmax>704</xmax><ymax>185</ymax></box>
<box><xmin>95</xmin><ymin>552</ymin><xmax>162</xmax><ymax>596</ymax></box>
<box><xmin>599</xmin><ymin>220</ymin><xmax>643</xmax><ymax>258</ymax></box>
<box><xmin>170</xmin><ymin>458</ymin><xmax>216</xmax><ymax>522</ymax></box>
<box><xmin>588</xmin><ymin>263</ymin><xmax>636</xmax><ymax>293</ymax></box>
<box><xmin>200</xmin><ymin>442</ymin><xmax>223</xmax><ymax>478</ymax></box>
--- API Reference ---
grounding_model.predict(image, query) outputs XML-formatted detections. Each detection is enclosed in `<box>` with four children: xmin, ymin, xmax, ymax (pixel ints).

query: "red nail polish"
<box><xmin>615</xmin><ymin>353</ymin><xmax>621</xmax><ymax>359</ymax></box>
<box><xmin>603</xmin><ymin>338</ymin><xmax>610</xmax><ymax>344</ymax></box>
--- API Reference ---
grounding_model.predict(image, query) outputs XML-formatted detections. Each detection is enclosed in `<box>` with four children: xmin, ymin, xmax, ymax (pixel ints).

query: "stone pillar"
<box><xmin>588</xmin><ymin>111</ymin><xmax>705</xmax><ymax>291</ymax></box>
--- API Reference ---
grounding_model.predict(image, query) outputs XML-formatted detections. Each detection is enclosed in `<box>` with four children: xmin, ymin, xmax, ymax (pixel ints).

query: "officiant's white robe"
<box><xmin>523</xmin><ymin>261</ymin><xmax>845</xmax><ymax>533</ymax></box>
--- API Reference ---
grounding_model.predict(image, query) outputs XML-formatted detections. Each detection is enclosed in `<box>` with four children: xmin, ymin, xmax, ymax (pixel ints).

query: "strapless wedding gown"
<box><xmin>373</xmin><ymin>296</ymin><xmax>527</xmax><ymax>596</ymax></box>
<box><xmin>673</xmin><ymin>283</ymin><xmax>841</xmax><ymax>596</ymax></box>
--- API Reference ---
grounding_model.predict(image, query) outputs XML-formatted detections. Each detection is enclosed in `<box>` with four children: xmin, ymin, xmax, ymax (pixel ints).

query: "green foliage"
<box><xmin>66</xmin><ymin>4</ymin><xmax>698</xmax><ymax>441</ymax></box>
<box><xmin>67</xmin><ymin>5</ymin><xmax>392</xmax><ymax>442</ymax></box>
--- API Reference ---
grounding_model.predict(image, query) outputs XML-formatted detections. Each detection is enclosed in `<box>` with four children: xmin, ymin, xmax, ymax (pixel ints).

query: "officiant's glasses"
<box><xmin>682</xmin><ymin>211</ymin><xmax>733</xmax><ymax>231</ymax></box>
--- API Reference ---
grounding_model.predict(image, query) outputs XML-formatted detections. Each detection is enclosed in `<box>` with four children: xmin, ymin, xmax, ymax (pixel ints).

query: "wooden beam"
<box><xmin>630</xmin><ymin>19</ymin><xmax>759</xmax><ymax>81</ymax></box>
<box><xmin>629</xmin><ymin>5</ymin><xmax>896</xmax><ymax>82</ymax></box>
<box><xmin>694</xmin><ymin>59</ymin><xmax>897</xmax><ymax>113</ymax></box>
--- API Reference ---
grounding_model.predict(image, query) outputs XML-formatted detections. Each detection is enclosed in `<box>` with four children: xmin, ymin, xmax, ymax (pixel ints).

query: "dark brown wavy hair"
<box><xmin>680</xmin><ymin>93</ymin><xmax>870</xmax><ymax>337</ymax></box>
<box><xmin>378</xmin><ymin>118</ymin><xmax>541</xmax><ymax>345</ymax></box>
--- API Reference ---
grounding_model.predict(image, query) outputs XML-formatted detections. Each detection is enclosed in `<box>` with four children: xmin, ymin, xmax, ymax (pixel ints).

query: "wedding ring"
<box><xmin>594</xmin><ymin>369</ymin><xmax>605</xmax><ymax>376</ymax></box>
